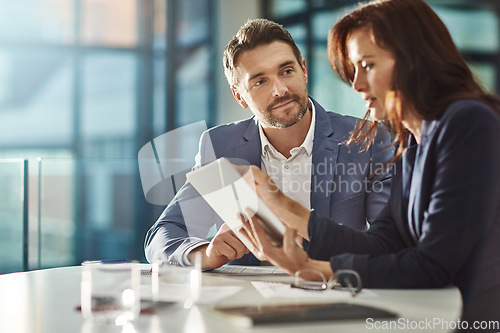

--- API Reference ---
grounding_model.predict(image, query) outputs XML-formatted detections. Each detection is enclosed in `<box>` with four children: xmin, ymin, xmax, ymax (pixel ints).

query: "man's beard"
<box><xmin>260</xmin><ymin>93</ymin><xmax>309</xmax><ymax>129</ymax></box>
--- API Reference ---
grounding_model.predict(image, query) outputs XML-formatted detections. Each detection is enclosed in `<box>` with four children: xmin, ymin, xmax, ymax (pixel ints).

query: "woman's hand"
<box><xmin>239</xmin><ymin>210</ymin><xmax>333</xmax><ymax>280</ymax></box>
<box><xmin>235</xmin><ymin>165</ymin><xmax>312</xmax><ymax>240</ymax></box>
<box><xmin>235</xmin><ymin>164</ymin><xmax>285</xmax><ymax>210</ymax></box>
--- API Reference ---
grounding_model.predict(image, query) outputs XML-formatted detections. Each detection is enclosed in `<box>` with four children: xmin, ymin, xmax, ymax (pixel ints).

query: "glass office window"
<box><xmin>37</xmin><ymin>157</ymin><xmax>140</xmax><ymax>264</ymax></box>
<box><xmin>81</xmin><ymin>52</ymin><xmax>137</xmax><ymax>148</ymax></box>
<box><xmin>286</xmin><ymin>24</ymin><xmax>308</xmax><ymax>62</ymax></box>
<box><xmin>468</xmin><ymin>62</ymin><xmax>497</xmax><ymax>93</ymax></box>
<box><xmin>270</xmin><ymin>0</ymin><xmax>307</xmax><ymax>17</ymax></box>
<box><xmin>312</xmin><ymin>45</ymin><xmax>366</xmax><ymax>118</ymax></box>
<box><xmin>153</xmin><ymin>58</ymin><xmax>167</xmax><ymax>137</ymax></box>
<box><xmin>152</xmin><ymin>0</ymin><xmax>167</xmax><ymax>137</ymax></box>
<box><xmin>312</xmin><ymin>8</ymin><xmax>367</xmax><ymax>117</ymax></box>
<box><xmin>0</xmin><ymin>0</ymin><xmax>216</xmax><ymax>269</ymax></box>
<box><xmin>174</xmin><ymin>0</ymin><xmax>213</xmax><ymax>128</ymax></box>
<box><xmin>177</xmin><ymin>0</ymin><xmax>210</xmax><ymax>45</ymax></box>
<box><xmin>153</xmin><ymin>0</ymin><xmax>167</xmax><ymax>50</ymax></box>
<box><xmin>80</xmin><ymin>0</ymin><xmax>138</xmax><ymax>47</ymax></box>
<box><xmin>176</xmin><ymin>46</ymin><xmax>211</xmax><ymax>127</ymax></box>
<box><xmin>0</xmin><ymin>0</ymin><xmax>75</xmax><ymax>44</ymax></box>
<box><xmin>312</xmin><ymin>9</ymin><xmax>352</xmax><ymax>41</ymax></box>
<box><xmin>0</xmin><ymin>160</ymin><xmax>26</xmax><ymax>274</ymax></box>
<box><xmin>0</xmin><ymin>50</ymin><xmax>73</xmax><ymax>146</ymax></box>
<box><xmin>38</xmin><ymin>158</ymin><xmax>76</xmax><ymax>268</ymax></box>
<box><xmin>78</xmin><ymin>158</ymin><xmax>138</xmax><ymax>260</ymax></box>
<box><xmin>434</xmin><ymin>7</ymin><xmax>499</xmax><ymax>52</ymax></box>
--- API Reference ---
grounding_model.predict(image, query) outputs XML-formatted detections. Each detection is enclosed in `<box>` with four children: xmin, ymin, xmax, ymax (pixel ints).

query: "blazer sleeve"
<box><xmin>144</xmin><ymin>130</ymin><xmax>221</xmax><ymax>265</ymax></box>
<box><xmin>311</xmin><ymin>103</ymin><xmax>500</xmax><ymax>289</ymax></box>
<box><xmin>307</xmin><ymin>187</ymin><xmax>408</xmax><ymax>263</ymax></box>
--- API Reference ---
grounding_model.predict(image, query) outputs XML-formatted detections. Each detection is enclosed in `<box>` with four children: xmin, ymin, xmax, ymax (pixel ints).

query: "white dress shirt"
<box><xmin>259</xmin><ymin>99</ymin><xmax>315</xmax><ymax>210</ymax></box>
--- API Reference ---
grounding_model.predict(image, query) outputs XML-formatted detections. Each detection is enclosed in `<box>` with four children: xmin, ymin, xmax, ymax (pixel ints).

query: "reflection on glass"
<box><xmin>81</xmin><ymin>0</ymin><xmax>138</xmax><ymax>47</ymax></box>
<box><xmin>0</xmin><ymin>0</ymin><xmax>74</xmax><ymax>43</ymax></box>
<box><xmin>0</xmin><ymin>159</ymin><xmax>26</xmax><ymax>274</ymax></box>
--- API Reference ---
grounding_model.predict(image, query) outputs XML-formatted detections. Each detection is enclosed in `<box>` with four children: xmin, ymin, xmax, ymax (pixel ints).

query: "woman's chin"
<box><xmin>369</xmin><ymin>108</ymin><xmax>380</xmax><ymax>121</ymax></box>
<box><xmin>369</xmin><ymin>108</ymin><xmax>387</xmax><ymax>121</ymax></box>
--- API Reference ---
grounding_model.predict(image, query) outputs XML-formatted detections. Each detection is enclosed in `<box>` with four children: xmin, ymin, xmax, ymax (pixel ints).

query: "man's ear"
<box><xmin>231</xmin><ymin>86</ymin><xmax>249</xmax><ymax>108</ymax></box>
<box><xmin>301</xmin><ymin>58</ymin><xmax>308</xmax><ymax>84</ymax></box>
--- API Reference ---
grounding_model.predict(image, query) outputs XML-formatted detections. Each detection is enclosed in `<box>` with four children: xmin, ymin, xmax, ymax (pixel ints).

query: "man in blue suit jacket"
<box><xmin>144</xmin><ymin>19</ymin><xmax>394</xmax><ymax>269</ymax></box>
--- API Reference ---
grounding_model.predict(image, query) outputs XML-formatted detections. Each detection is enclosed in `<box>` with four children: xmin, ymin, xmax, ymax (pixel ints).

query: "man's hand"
<box><xmin>188</xmin><ymin>223</ymin><xmax>249</xmax><ymax>270</ymax></box>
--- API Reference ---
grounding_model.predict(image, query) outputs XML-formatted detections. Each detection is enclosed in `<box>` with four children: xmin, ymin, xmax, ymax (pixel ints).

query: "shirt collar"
<box><xmin>259</xmin><ymin>98</ymin><xmax>316</xmax><ymax>158</ymax></box>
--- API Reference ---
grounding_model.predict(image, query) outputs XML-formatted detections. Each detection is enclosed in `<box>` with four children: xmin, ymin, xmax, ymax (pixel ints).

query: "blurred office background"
<box><xmin>0</xmin><ymin>0</ymin><xmax>498</xmax><ymax>274</ymax></box>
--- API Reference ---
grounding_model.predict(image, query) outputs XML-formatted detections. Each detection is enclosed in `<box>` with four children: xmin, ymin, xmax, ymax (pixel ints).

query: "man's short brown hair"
<box><xmin>223</xmin><ymin>18</ymin><xmax>303</xmax><ymax>87</ymax></box>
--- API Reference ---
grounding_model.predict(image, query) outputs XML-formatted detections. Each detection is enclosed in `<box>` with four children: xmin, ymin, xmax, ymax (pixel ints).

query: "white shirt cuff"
<box><xmin>182</xmin><ymin>241</ymin><xmax>210</xmax><ymax>266</ymax></box>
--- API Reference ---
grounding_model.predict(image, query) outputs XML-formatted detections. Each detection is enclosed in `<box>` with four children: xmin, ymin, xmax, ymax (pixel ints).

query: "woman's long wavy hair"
<box><xmin>328</xmin><ymin>0</ymin><xmax>500</xmax><ymax>160</ymax></box>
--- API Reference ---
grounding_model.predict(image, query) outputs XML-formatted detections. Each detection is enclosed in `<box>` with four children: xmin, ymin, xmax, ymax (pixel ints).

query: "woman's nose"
<box><xmin>352</xmin><ymin>72</ymin><xmax>367</xmax><ymax>92</ymax></box>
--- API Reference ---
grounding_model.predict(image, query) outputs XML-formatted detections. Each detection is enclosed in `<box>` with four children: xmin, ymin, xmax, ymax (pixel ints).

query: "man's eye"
<box><xmin>283</xmin><ymin>68</ymin><xmax>293</xmax><ymax>75</ymax></box>
<box><xmin>254</xmin><ymin>80</ymin><xmax>264</xmax><ymax>86</ymax></box>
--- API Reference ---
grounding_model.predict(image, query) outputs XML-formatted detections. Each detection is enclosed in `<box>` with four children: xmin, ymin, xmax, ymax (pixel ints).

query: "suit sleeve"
<box><xmin>317</xmin><ymin>105</ymin><xmax>500</xmax><ymax>288</ymax></box>
<box><xmin>307</xmin><ymin>191</ymin><xmax>408</xmax><ymax>262</ymax></box>
<box><xmin>144</xmin><ymin>130</ymin><xmax>222</xmax><ymax>265</ymax></box>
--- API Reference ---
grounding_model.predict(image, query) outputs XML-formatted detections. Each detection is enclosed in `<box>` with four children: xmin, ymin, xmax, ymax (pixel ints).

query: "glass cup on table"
<box><xmin>81</xmin><ymin>262</ymin><xmax>141</xmax><ymax>326</ymax></box>
<box><xmin>151</xmin><ymin>253</ymin><xmax>202</xmax><ymax>308</ymax></box>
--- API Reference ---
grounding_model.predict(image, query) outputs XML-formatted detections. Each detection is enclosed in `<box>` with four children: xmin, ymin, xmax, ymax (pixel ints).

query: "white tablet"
<box><xmin>186</xmin><ymin>157</ymin><xmax>286</xmax><ymax>256</ymax></box>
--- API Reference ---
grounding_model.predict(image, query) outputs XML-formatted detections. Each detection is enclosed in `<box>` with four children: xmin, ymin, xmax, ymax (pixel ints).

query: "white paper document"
<box><xmin>251</xmin><ymin>281</ymin><xmax>377</xmax><ymax>299</ymax></box>
<box><xmin>208</xmin><ymin>265</ymin><xmax>286</xmax><ymax>275</ymax></box>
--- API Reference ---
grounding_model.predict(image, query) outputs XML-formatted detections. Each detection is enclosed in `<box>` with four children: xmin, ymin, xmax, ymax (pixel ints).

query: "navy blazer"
<box><xmin>145</xmin><ymin>98</ymin><xmax>394</xmax><ymax>266</ymax></box>
<box><xmin>307</xmin><ymin>100</ymin><xmax>500</xmax><ymax>321</ymax></box>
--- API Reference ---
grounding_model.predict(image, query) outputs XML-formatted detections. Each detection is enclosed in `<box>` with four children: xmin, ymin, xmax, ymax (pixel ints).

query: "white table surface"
<box><xmin>0</xmin><ymin>265</ymin><xmax>462</xmax><ymax>333</ymax></box>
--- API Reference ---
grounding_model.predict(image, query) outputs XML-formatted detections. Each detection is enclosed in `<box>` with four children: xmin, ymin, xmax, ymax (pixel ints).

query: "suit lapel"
<box><xmin>390</xmin><ymin>160</ymin><xmax>416</xmax><ymax>246</ymax></box>
<box><xmin>232</xmin><ymin>117</ymin><xmax>262</xmax><ymax>168</ymax></box>
<box><xmin>403</xmin><ymin>135</ymin><xmax>419</xmax><ymax>241</ymax></box>
<box><xmin>407</xmin><ymin>120</ymin><xmax>438</xmax><ymax>241</ymax></box>
<box><xmin>310</xmin><ymin>100</ymin><xmax>340</xmax><ymax>217</ymax></box>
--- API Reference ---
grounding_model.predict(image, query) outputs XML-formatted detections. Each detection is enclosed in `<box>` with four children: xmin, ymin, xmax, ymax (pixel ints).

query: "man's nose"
<box><xmin>271</xmin><ymin>78</ymin><xmax>288</xmax><ymax>97</ymax></box>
